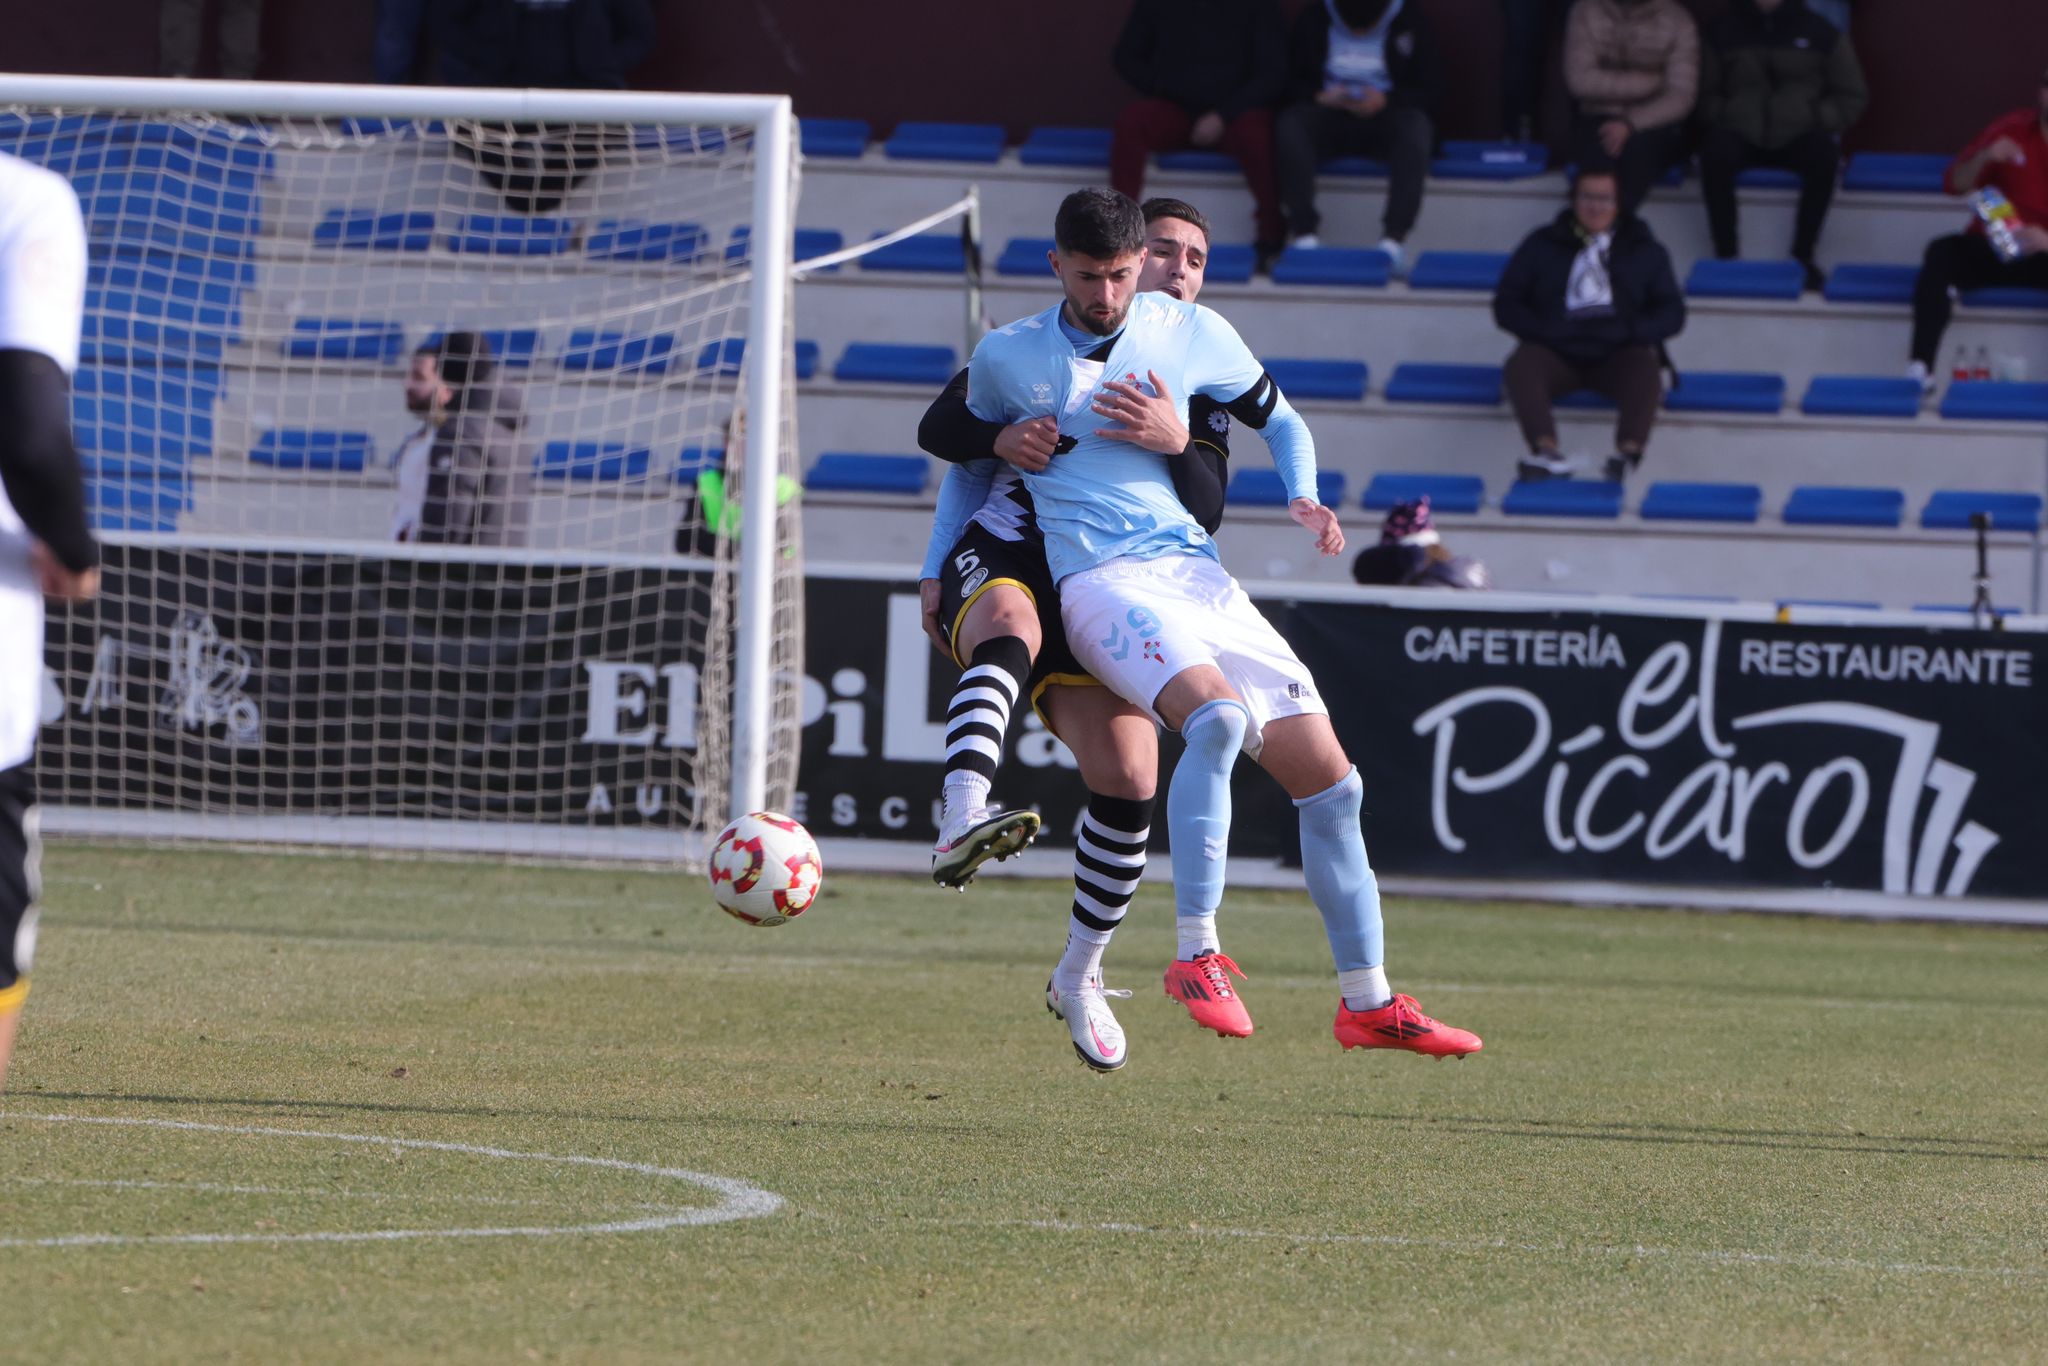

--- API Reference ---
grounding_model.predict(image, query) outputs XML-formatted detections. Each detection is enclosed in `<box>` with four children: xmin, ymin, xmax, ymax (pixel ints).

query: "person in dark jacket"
<box><xmin>1492</xmin><ymin>168</ymin><xmax>1685</xmax><ymax>483</ymax></box>
<box><xmin>436</xmin><ymin>0</ymin><xmax>656</xmax><ymax>89</ymax></box>
<box><xmin>1110</xmin><ymin>0</ymin><xmax>1289</xmax><ymax>261</ymax></box>
<box><xmin>1697</xmin><ymin>0</ymin><xmax>1867</xmax><ymax>291</ymax></box>
<box><xmin>1273</xmin><ymin>0</ymin><xmax>1438</xmax><ymax>275</ymax></box>
<box><xmin>415</xmin><ymin>332</ymin><xmax>534</xmax><ymax>547</ymax></box>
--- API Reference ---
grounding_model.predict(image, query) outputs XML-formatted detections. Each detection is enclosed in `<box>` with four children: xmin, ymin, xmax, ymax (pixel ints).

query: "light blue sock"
<box><xmin>1168</xmin><ymin>699</ymin><xmax>1248</xmax><ymax>920</ymax></box>
<box><xmin>1295</xmin><ymin>767</ymin><xmax>1385</xmax><ymax>972</ymax></box>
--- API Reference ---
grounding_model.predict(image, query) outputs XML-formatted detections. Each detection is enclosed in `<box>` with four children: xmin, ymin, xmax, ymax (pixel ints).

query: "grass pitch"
<box><xmin>3</xmin><ymin>845</ymin><xmax>2046</xmax><ymax>1364</ymax></box>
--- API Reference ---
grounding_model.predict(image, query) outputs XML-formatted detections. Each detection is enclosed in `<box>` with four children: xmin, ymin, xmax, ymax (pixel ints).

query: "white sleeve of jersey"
<box><xmin>0</xmin><ymin>159</ymin><xmax>88</xmax><ymax>375</ymax></box>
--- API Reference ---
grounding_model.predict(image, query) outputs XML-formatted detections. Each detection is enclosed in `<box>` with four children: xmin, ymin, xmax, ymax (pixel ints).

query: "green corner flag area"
<box><xmin>2</xmin><ymin>845</ymin><xmax>2044</xmax><ymax>1363</ymax></box>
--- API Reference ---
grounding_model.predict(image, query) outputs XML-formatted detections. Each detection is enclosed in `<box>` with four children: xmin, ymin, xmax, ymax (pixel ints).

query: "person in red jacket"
<box><xmin>1908</xmin><ymin>69</ymin><xmax>2048</xmax><ymax>393</ymax></box>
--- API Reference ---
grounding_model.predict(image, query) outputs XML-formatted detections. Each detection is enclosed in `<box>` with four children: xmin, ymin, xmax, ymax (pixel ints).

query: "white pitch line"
<box><xmin>904</xmin><ymin>1216</ymin><xmax>2039</xmax><ymax>1280</ymax></box>
<box><xmin>0</xmin><ymin>1175</ymin><xmax>670</xmax><ymax>1214</ymax></box>
<box><xmin>0</xmin><ymin>1113</ymin><xmax>783</xmax><ymax>1248</ymax></box>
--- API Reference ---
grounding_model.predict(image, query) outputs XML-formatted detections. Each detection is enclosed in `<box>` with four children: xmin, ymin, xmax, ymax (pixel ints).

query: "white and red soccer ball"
<box><xmin>707</xmin><ymin>811</ymin><xmax>823</xmax><ymax>926</ymax></box>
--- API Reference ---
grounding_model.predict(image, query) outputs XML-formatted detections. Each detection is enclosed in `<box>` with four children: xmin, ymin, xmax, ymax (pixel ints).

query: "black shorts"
<box><xmin>936</xmin><ymin>522</ymin><xmax>1097</xmax><ymax>718</ymax></box>
<box><xmin>0</xmin><ymin>763</ymin><xmax>39</xmax><ymax>1009</ymax></box>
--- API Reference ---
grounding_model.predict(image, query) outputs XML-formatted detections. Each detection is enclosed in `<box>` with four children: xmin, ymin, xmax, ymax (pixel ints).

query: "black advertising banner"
<box><xmin>39</xmin><ymin>549</ymin><xmax>2048</xmax><ymax>901</ymax></box>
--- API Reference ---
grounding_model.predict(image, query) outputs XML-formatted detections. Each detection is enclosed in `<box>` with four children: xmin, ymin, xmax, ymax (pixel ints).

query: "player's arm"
<box><xmin>1189</xmin><ymin>307</ymin><xmax>1342</xmax><ymax>556</ymax></box>
<box><xmin>1170</xmin><ymin>396</ymin><xmax>1230</xmax><ymax>536</ymax></box>
<box><xmin>920</xmin><ymin>366</ymin><xmax>1058</xmax><ymax>472</ymax></box>
<box><xmin>917</xmin><ymin>459</ymin><xmax>997</xmax><ymax>654</ymax></box>
<box><xmin>0</xmin><ymin>351</ymin><xmax>97</xmax><ymax>587</ymax></box>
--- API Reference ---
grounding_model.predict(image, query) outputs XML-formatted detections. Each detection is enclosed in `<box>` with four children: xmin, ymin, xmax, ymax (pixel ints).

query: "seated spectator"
<box><xmin>414</xmin><ymin>332</ymin><xmax>534</xmax><ymax>547</ymax></box>
<box><xmin>1274</xmin><ymin>0</ymin><xmax>1438</xmax><ymax>277</ymax></box>
<box><xmin>1352</xmin><ymin>497</ymin><xmax>1491</xmax><ymax>589</ymax></box>
<box><xmin>1698</xmin><ymin>0</ymin><xmax>1867</xmax><ymax>292</ymax></box>
<box><xmin>160</xmin><ymin>0</ymin><xmax>261</xmax><ymax>80</ymax></box>
<box><xmin>1492</xmin><ymin>167</ymin><xmax>1685</xmax><ymax>483</ymax></box>
<box><xmin>1562</xmin><ymin>0</ymin><xmax>1698</xmax><ymax>216</ymax></box>
<box><xmin>1907</xmin><ymin>67</ymin><xmax>2048</xmax><ymax>395</ymax></box>
<box><xmin>390</xmin><ymin>343</ymin><xmax>442</xmax><ymax>542</ymax></box>
<box><xmin>438</xmin><ymin>0</ymin><xmax>655</xmax><ymax>88</ymax></box>
<box><xmin>1496</xmin><ymin>0</ymin><xmax>1567</xmax><ymax>143</ymax></box>
<box><xmin>1109</xmin><ymin>0</ymin><xmax>1288</xmax><ymax>266</ymax></box>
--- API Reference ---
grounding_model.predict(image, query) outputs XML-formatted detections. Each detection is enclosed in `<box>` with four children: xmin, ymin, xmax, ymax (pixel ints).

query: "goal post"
<box><xmin>7</xmin><ymin>74</ymin><xmax>804</xmax><ymax>864</ymax></box>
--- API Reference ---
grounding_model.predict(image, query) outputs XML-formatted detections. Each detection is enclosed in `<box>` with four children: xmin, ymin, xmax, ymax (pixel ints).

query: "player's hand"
<box><xmin>1093</xmin><ymin>370</ymin><xmax>1190</xmax><ymax>454</ymax></box>
<box><xmin>30</xmin><ymin>542</ymin><xmax>100</xmax><ymax>602</ymax></box>
<box><xmin>1986</xmin><ymin>136</ymin><xmax>2027</xmax><ymax>166</ymax></box>
<box><xmin>1598</xmin><ymin>119</ymin><xmax>1631</xmax><ymax>158</ymax></box>
<box><xmin>1190</xmin><ymin>112</ymin><xmax>1226</xmax><ymax>147</ymax></box>
<box><xmin>2016</xmin><ymin>223</ymin><xmax>2048</xmax><ymax>256</ymax></box>
<box><xmin>919</xmin><ymin>578</ymin><xmax>950</xmax><ymax>658</ymax></box>
<box><xmin>1290</xmin><ymin>498</ymin><xmax>1345</xmax><ymax>557</ymax></box>
<box><xmin>994</xmin><ymin>416</ymin><xmax>1059</xmax><ymax>472</ymax></box>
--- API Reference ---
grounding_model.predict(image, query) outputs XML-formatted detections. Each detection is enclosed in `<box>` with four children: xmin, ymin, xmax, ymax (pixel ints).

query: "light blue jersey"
<box><xmin>961</xmin><ymin>292</ymin><xmax>1317</xmax><ymax>584</ymax></box>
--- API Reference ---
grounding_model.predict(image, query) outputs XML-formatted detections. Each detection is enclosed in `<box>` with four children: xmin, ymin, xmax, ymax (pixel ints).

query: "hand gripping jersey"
<box><xmin>961</xmin><ymin>292</ymin><xmax>1318</xmax><ymax>584</ymax></box>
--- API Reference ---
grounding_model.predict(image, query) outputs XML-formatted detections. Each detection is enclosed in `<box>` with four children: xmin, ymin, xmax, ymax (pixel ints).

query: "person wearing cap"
<box><xmin>1351</xmin><ymin>497</ymin><xmax>1491</xmax><ymax>589</ymax></box>
<box><xmin>415</xmin><ymin>331</ymin><xmax>533</xmax><ymax>547</ymax></box>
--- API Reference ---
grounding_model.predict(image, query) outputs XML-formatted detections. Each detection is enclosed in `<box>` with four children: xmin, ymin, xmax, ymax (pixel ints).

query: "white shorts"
<box><xmin>1060</xmin><ymin>554</ymin><xmax>1326</xmax><ymax>752</ymax></box>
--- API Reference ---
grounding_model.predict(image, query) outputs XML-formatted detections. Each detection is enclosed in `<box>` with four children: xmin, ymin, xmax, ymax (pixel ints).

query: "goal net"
<box><xmin>10</xmin><ymin>78</ymin><xmax>805</xmax><ymax>865</ymax></box>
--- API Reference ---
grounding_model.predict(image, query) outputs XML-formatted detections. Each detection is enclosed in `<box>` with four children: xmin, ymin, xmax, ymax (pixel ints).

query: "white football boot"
<box><xmin>931</xmin><ymin>805</ymin><xmax>1040</xmax><ymax>889</ymax></box>
<box><xmin>1045</xmin><ymin>975</ymin><xmax>1129</xmax><ymax>1072</ymax></box>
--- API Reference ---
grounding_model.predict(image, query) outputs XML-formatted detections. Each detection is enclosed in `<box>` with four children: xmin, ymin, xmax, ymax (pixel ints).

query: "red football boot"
<box><xmin>1333</xmin><ymin>993</ymin><xmax>1481</xmax><ymax>1058</ymax></box>
<box><xmin>1162</xmin><ymin>950</ymin><xmax>1254</xmax><ymax>1038</ymax></box>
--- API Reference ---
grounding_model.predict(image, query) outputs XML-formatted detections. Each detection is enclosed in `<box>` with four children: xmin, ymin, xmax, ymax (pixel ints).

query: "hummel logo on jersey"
<box><xmin>1031</xmin><ymin>382</ymin><xmax>1052</xmax><ymax>403</ymax></box>
<box><xmin>1202</xmin><ymin>835</ymin><xmax>1226</xmax><ymax>861</ymax></box>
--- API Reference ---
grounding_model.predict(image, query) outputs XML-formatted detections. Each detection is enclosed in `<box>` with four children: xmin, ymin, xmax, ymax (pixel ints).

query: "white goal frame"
<box><xmin>8</xmin><ymin>72</ymin><xmax>796</xmax><ymax>846</ymax></box>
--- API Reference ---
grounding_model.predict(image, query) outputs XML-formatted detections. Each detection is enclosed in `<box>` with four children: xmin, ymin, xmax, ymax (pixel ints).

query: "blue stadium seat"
<box><xmin>1319</xmin><ymin>156</ymin><xmax>1388</xmax><ymax>176</ymax></box>
<box><xmin>72</xmin><ymin>363</ymin><xmax>223</xmax><ymax>398</ymax></box>
<box><xmin>1912</xmin><ymin>604</ymin><xmax>2021</xmax><ymax>618</ymax></box>
<box><xmin>88</xmin><ymin>475</ymin><xmax>193</xmax><ymax>515</ymax></box>
<box><xmin>561</xmin><ymin>329</ymin><xmax>675</xmax><ymax>374</ymax></box>
<box><xmin>1385</xmin><ymin>363</ymin><xmax>1501</xmax><ymax>405</ymax></box>
<box><xmin>799</xmin><ymin>118</ymin><xmax>870</xmax><ymax>158</ymax></box>
<box><xmin>676</xmin><ymin>446</ymin><xmax>726</xmax><ymax>481</ymax></box>
<box><xmin>1782</xmin><ymin>485</ymin><xmax>1905</xmax><ymax>527</ymax></box>
<box><xmin>447</xmin><ymin>214</ymin><xmax>575</xmax><ymax>255</ymax></box>
<box><xmin>1843</xmin><ymin>152</ymin><xmax>1950</xmax><ymax>193</ymax></box>
<box><xmin>584</xmin><ymin>220</ymin><xmax>705</xmax><ymax>262</ymax></box>
<box><xmin>75</xmin><ymin>171</ymin><xmax>262</xmax><ymax>233</ymax></box>
<box><xmin>1203</xmin><ymin>244</ymin><xmax>1257</xmax><ymax>284</ymax></box>
<box><xmin>1735</xmin><ymin>167</ymin><xmax>1805</xmax><ymax>189</ymax></box>
<box><xmin>1018</xmin><ymin>127</ymin><xmax>1112</xmax><ymax>167</ymax></box>
<box><xmin>1431</xmin><ymin>140</ymin><xmax>1548</xmax><ymax>180</ymax></box>
<box><xmin>997</xmin><ymin>237</ymin><xmax>1057</xmax><ymax>277</ymax></box>
<box><xmin>883</xmin><ymin>122</ymin><xmax>1005</xmax><ymax>163</ymax></box>
<box><xmin>1156</xmin><ymin>149</ymin><xmax>1237</xmax><ymax>173</ymax></box>
<box><xmin>315</xmin><ymin>209</ymin><xmax>436</xmax><ymax>251</ymax></box>
<box><xmin>284</xmin><ymin>318</ymin><xmax>404</xmax><ymax>365</ymax></box>
<box><xmin>1639</xmin><ymin>481</ymin><xmax>1762</xmax><ymax>523</ymax></box>
<box><xmin>1921</xmin><ymin>489</ymin><xmax>2044</xmax><ymax>532</ymax></box>
<box><xmin>832</xmin><ymin>342</ymin><xmax>957</xmax><ymax>386</ymax></box>
<box><xmin>93</xmin><ymin>245</ymin><xmax>255</xmax><ymax>288</ymax></box>
<box><xmin>1362</xmin><ymin>472</ymin><xmax>1484</xmax><ymax>514</ymax></box>
<box><xmin>88</xmin><ymin>283</ymin><xmax>239</xmax><ymax>339</ymax></box>
<box><xmin>1685</xmin><ymin>258</ymin><xmax>1804</xmax><ymax>300</ymax></box>
<box><xmin>90</xmin><ymin>510</ymin><xmax>179</xmax><ymax>534</ymax></box>
<box><xmin>123</xmin><ymin>121</ymin><xmax>273</xmax><ymax>178</ymax></box>
<box><xmin>725</xmin><ymin>226</ymin><xmax>845</xmax><ymax>270</ymax></box>
<box><xmin>694</xmin><ymin>337</ymin><xmax>820</xmax><ymax>381</ymax></box>
<box><xmin>535</xmin><ymin>441</ymin><xmax>653</xmax><ymax>481</ymax></box>
<box><xmin>1226</xmin><ymin>468</ymin><xmax>1347</xmax><ymax>507</ymax></box>
<box><xmin>805</xmin><ymin>453</ymin><xmax>930</xmax><ymax>494</ymax></box>
<box><xmin>1407</xmin><ymin>251</ymin><xmax>1508</xmax><ymax>291</ymax></box>
<box><xmin>1777</xmin><ymin>598</ymin><xmax>1883</xmax><ymax>612</ymax></box>
<box><xmin>421</xmin><ymin>329</ymin><xmax>540</xmax><ymax>368</ymax></box>
<box><xmin>1959</xmin><ymin>286</ymin><xmax>2048</xmax><ymax>309</ymax></box>
<box><xmin>250</xmin><ymin>429</ymin><xmax>373</xmax><ymax>472</ymax></box>
<box><xmin>1939</xmin><ymin>381</ymin><xmax>2048</xmax><ymax>421</ymax></box>
<box><xmin>72</xmin><ymin>390</ymin><xmax>215</xmax><ymax>463</ymax></box>
<box><xmin>1822</xmin><ymin>262</ymin><xmax>1917</xmax><ymax>305</ymax></box>
<box><xmin>1664</xmin><ymin>371</ymin><xmax>1785</xmax><ymax>414</ymax></box>
<box><xmin>1271</xmin><ymin>245</ymin><xmax>1389</xmax><ymax>287</ymax></box>
<box><xmin>857</xmin><ymin>233</ymin><xmax>964</xmax><ymax>273</ymax></box>
<box><xmin>1801</xmin><ymin>375</ymin><xmax>1922</xmax><ymax>418</ymax></box>
<box><xmin>1264</xmin><ymin>358</ymin><xmax>1368</xmax><ymax>402</ymax></box>
<box><xmin>1502</xmin><ymin>479</ymin><xmax>1623</xmax><ymax>518</ymax></box>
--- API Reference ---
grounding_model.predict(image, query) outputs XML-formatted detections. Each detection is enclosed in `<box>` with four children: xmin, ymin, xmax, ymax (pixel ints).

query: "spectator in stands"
<box><xmin>415</xmin><ymin>333</ymin><xmax>533</xmax><ymax>547</ymax></box>
<box><xmin>390</xmin><ymin>344</ymin><xmax>443</xmax><ymax>542</ymax></box>
<box><xmin>1497</xmin><ymin>0</ymin><xmax>1566</xmax><ymax>143</ymax></box>
<box><xmin>1697</xmin><ymin>0</ymin><xmax>1867</xmax><ymax>293</ymax></box>
<box><xmin>160</xmin><ymin>0</ymin><xmax>262</xmax><ymax>80</ymax></box>
<box><xmin>1562</xmin><ymin>0</ymin><xmax>1698</xmax><ymax>216</ymax></box>
<box><xmin>1906</xmin><ymin>68</ymin><xmax>2048</xmax><ymax>395</ymax></box>
<box><xmin>376</xmin><ymin>0</ymin><xmax>434</xmax><ymax>84</ymax></box>
<box><xmin>1274</xmin><ymin>0</ymin><xmax>1438</xmax><ymax>277</ymax></box>
<box><xmin>1493</xmin><ymin>166</ymin><xmax>1685</xmax><ymax>483</ymax></box>
<box><xmin>1352</xmin><ymin>498</ymin><xmax>1492</xmax><ymax>588</ymax></box>
<box><xmin>1109</xmin><ymin>0</ymin><xmax>1289</xmax><ymax>269</ymax></box>
<box><xmin>438</xmin><ymin>0</ymin><xmax>656</xmax><ymax>88</ymax></box>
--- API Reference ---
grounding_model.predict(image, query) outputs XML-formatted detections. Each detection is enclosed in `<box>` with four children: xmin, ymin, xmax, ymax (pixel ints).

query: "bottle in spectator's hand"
<box><xmin>1973</xmin><ymin>188</ymin><xmax>2025</xmax><ymax>262</ymax></box>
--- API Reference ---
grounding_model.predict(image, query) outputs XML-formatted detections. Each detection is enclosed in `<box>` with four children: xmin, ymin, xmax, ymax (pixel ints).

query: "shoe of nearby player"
<box><xmin>931</xmin><ymin>806</ymin><xmax>1040</xmax><ymax>889</ymax></box>
<box><xmin>1332</xmin><ymin>993</ymin><xmax>1482</xmax><ymax>1058</ymax></box>
<box><xmin>1162</xmin><ymin>951</ymin><xmax>1254</xmax><ymax>1038</ymax></box>
<box><xmin>1046</xmin><ymin>975</ymin><xmax>1127</xmax><ymax>1072</ymax></box>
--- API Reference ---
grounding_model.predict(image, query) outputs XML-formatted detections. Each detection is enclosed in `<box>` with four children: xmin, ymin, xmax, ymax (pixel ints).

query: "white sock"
<box><xmin>1339</xmin><ymin>965</ymin><xmax>1392</xmax><ymax>1012</ymax></box>
<box><xmin>941</xmin><ymin>771</ymin><xmax>991</xmax><ymax>827</ymax></box>
<box><xmin>1053</xmin><ymin>926</ymin><xmax>1111</xmax><ymax>991</ymax></box>
<box><xmin>1175</xmin><ymin>914</ymin><xmax>1220</xmax><ymax>960</ymax></box>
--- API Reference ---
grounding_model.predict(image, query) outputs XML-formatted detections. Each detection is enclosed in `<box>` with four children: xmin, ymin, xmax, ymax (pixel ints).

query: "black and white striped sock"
<box><xmin>1055</xmin><ymin>793</ymin><xmax>1154</xmax><ymax>987</ymax></box>
<box><xmin>942</xmin><ymin>636</ymin><xmax>1031</xmax><ymax>818</ymax></box>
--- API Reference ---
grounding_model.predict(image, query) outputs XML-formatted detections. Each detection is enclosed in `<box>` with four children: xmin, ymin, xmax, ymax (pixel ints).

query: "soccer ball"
<box><xmin>707</xmin><ymin>811</ymin><xmax>823</xmax><ymax>926</ymax></box>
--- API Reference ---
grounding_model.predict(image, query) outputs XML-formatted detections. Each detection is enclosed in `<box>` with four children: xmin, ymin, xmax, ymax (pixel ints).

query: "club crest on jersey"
<box><xmin>1143</xmin><ymin>640</ymin><xmax>1164</xmax><ymax>664</ymax></box>
<box><xmin>961</xmin><ymin>567</ymin><xmax>989</xmax><ymax>597</ymax></box>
